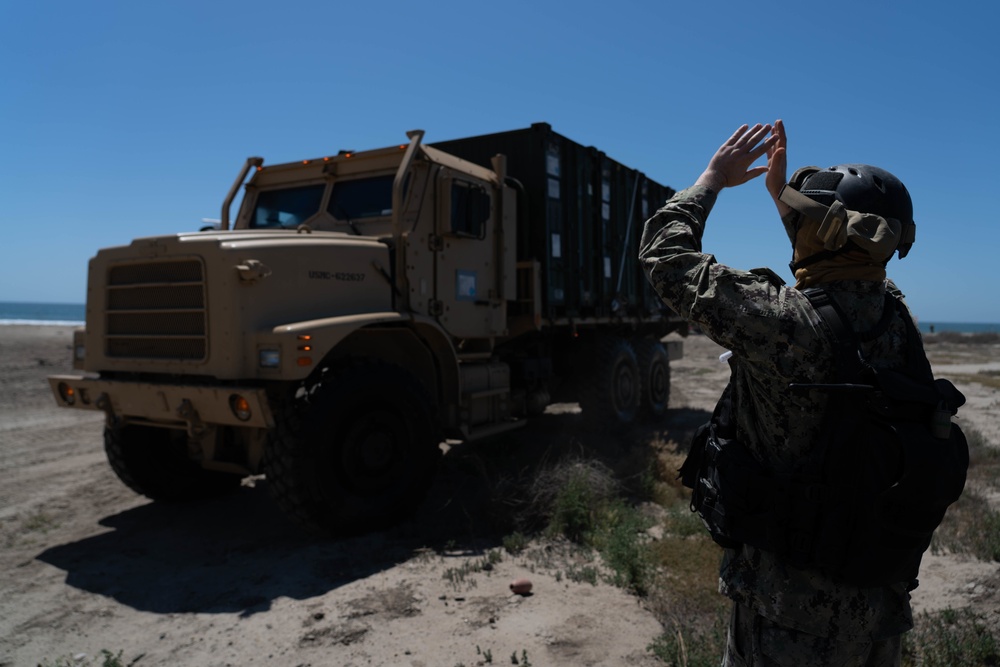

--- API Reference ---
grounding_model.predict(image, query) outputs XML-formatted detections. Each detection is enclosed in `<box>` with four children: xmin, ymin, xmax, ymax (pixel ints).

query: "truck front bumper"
<box><xmin>48</xmin><ymin>375</ymin><xmax>275</xmax><ymax>430</ymax></box>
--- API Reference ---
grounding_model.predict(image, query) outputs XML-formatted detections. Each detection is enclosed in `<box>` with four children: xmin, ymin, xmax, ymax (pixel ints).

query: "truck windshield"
<box><xmin>327</xmin><ymin>175</ymin><xmax>395</xmax><ymax>221</ymax></box>
<box><xmin>251</xmin><ymin>184</ymin><xmax>325</xmax><ymax>228</ymax></box>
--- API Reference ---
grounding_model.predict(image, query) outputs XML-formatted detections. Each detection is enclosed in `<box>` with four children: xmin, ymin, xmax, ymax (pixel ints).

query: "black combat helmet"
<box><xmin>799</xmin><ymin>164</ymin><xmax>915</xmax><ymax>258</ymax></box>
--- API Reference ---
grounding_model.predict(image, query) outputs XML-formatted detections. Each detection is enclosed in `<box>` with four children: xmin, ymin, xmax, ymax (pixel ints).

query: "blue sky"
<box><xmin>2</xmin><ymin>0</ymin><xmax>997</xmax><ymax>323</ymax></box>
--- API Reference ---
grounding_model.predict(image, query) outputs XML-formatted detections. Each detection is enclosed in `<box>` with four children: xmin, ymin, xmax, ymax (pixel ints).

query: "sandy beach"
<box><xmin>1</xmin><ymin>325</ymin><xmax>998</xmax><ymax>666</ymax></box>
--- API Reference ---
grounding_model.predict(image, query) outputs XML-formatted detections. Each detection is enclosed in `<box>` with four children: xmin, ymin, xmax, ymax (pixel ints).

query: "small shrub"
<box><xmin>591</xmin><ymin>501</ymin><xmax>655</xmax><ymax>595</ymax></box>
<box><xmin>648</xmin><ymin>614</ymin><xmax>728</xmax><ymax>667</ymax></box>
<box><xmin>537</xmin><ymin>459</ymin><xmax>618</xmax><ymax>543</ymax></box>
<box><xmin>548</xmin><ymin>474</ymin><xmax>597</xmax><ymax>541</ymax></box>
<box><xmin>662</xmin><ymin>504</ymin><xmax>705</xmax><ymax>538</ymax></box>
<box><xmin>931</xmin><ymin>492</ymin><xmax>1000</xmax><ymax>562</ymax></box>
<box><xmin>502</xmin><ymin>531</ymin><xmax>528</xmax><ymax>555</ymax></box>
<box><xmin>442</xmin><ymin>550</ymin><xmax>503</xmax><ymax>591</ymax></box>
<box><xmin>966</xmin><ymin>427</ymin><xmax>999</xmax><ymax>469</ymax></box>
<box><xmin>902</xmin><ymin>607</ymin><xmax>1000</xmax><ymax>667</ymax></box>
<box><xmin>564</xmin><ymin>563</ymin><xmax>599</xmax><ymax>585</ymax></box>
<box><xmin>22</xmin><ymin>510</ymin><xmax>58</xmax><ymax>534</ymax></box>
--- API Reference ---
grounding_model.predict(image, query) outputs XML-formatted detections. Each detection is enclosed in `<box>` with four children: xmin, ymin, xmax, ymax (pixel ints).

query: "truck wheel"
<box><xmin>578</xmin><ymin>336</ymin><xmax>640</xmax><ymax>427</ymax></box>
<box><xmin>634</xmin><ymin>338</ymin><xmax>671</xmax><ymax>419</ymax></box>
<box><xmin>104</xmin><ymin>422</ymin><xmax>244</xmax><ymax>501</ymax></box>
<box><xmin>263</xmin><ymin>361</ymin><xmax>441</xmax><ymax>534</ymax></box>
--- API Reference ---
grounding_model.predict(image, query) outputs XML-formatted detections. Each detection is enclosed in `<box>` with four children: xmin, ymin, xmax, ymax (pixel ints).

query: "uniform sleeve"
<box><xmin>639</xmin><ymin>186</ymin><xmax>796</xmax><ymax>360</ymax></box>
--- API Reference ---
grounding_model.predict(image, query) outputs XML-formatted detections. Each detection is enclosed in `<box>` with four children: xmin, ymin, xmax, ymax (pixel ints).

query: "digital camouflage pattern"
<box><xmin>725</xmin><ymin>603</ymin><xmax>903</xmax><ymax>666</ymax></box>
<box><xmin>639</xmin><ymin>185</ymin><xmax>914</xmax><ymax>641</ymax></box>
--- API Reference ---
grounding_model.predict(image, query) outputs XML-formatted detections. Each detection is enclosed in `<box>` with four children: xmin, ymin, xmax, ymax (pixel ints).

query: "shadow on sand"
<box><xmin>36</xmin><ymin>406</ymin><xmax>710</xmax><ymax>616</ymax></box>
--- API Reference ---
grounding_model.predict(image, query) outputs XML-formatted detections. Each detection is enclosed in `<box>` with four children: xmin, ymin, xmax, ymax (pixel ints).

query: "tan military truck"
<box><xmin>49</xmin><ymin>123</ymin><xmax>684</xmax><ymax>533</ymax></box>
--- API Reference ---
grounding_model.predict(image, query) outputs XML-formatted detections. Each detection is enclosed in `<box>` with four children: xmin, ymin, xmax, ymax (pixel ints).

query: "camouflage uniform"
<box><xmin>639</xmin><ymin>186</ymin><xmax>914</xmax><ymax>664</ymax></box>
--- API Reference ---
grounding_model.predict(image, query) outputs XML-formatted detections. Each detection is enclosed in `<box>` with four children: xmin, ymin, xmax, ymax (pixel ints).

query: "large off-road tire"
<box><xmin>104</xmin><ymin>422</ymin><xmax>244</xmax><ymax>501</ymax></box>
<box><xmin>577</xmin><ymin>335</ymin><xmax>640</xmax><ymax>428</ymax></box>
<box><xmin>634</xmin><ymin>338</ymin><xmax>671</xmax><ymax>420</ymax></box>
<box><xmin>262</xmin><ymin>360</ymin><xmax>441</xmax><ymax>535</ymax></box>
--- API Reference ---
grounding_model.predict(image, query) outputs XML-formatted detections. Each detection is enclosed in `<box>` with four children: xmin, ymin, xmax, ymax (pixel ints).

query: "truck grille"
<box><xmin>105</xmin><ymin>259</ymin><xmax>208</xmax><ymax>360</ymax></box>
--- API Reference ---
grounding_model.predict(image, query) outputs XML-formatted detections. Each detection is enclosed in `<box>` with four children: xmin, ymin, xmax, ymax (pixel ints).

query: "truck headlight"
<box><xmin>259</xmin><ymin>348</ymin><xmax>281</xmax><ymax>368</ymax></box>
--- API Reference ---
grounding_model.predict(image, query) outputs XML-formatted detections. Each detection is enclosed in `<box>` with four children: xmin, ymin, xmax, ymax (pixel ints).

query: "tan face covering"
<box><xmin>792</xmin><ymin>218</ymin><xmax>887</xmax><ymax>288</ymax></box>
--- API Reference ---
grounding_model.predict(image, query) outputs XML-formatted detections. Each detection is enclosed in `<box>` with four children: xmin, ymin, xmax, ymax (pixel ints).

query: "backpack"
<box><xmin>679</xmin><ymin>287</ymin><xmax>969</xmax><ymax>589</ymax></box>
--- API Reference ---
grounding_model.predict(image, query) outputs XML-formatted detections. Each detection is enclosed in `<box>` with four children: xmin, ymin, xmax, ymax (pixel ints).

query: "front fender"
<box><xmin>253</xmin><ymin>312</ymin><xmax>407</xmax><ymax>380</ymax></box>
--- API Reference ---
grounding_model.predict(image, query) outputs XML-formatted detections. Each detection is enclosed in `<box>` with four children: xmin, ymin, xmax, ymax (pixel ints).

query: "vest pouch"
<box><xmin>685</xmin><ymin>422</ymin><xmax>775</xmax><ymax>551</ymax></box>
<box><xmin>811</xmin><ymin>403</ymin><xmax>967</xmax><ymax>587</ymax></box>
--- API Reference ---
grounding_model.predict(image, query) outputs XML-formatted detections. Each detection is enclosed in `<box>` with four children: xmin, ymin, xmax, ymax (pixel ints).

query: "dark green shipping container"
<box><xmin>431</xmin><ymin>123</ymin><xmax>675</xmax><ymax>322</ymax></box>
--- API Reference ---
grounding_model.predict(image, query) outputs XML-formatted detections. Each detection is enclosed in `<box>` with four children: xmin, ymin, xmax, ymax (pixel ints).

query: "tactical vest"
<box><xmin>679</xmin><ymin>288</ymin><xmax>969</xmax><ymax>589</ymax></box>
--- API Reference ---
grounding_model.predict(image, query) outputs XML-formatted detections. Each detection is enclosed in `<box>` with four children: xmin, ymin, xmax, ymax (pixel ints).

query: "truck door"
<box><xmin>433</xmin><ymin>170</ymin><xmax>502</xmax><ymax>340</ymax></box>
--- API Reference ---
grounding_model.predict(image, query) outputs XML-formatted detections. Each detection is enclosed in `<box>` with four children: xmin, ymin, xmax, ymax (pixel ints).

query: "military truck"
<box><xmin>49</xmin><ymin>123</ymin><xmax>684</xmax><ymax>533</ymax></box>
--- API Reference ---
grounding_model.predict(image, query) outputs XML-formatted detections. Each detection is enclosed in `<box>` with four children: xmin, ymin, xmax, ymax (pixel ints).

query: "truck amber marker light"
<box><xmin>229</xmin><ymin>394</ymin><xmax>252</xmax><ymax>422</ymax></box>
<box><xmin>57</xmin><ymin>382</ymin><xmax>75</xmax><ymax>405</ymax></box>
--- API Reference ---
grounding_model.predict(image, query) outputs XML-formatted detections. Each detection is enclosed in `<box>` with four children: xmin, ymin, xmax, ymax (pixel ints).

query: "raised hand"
<box><xmin>695</xmin><ymin>123</ymin><xmax>777</xmax><ymax>193</ymax></box>
<box><xmin>765</xmin><ymin>119</ymin><xmax>792</xmax><ymax>218</ymax></box>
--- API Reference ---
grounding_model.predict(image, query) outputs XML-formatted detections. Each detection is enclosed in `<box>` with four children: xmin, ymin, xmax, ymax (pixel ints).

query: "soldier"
<box><xmin>639</xmin><ymin>121</ymin><xmax>918</xmax><ymax>666</ymax></box>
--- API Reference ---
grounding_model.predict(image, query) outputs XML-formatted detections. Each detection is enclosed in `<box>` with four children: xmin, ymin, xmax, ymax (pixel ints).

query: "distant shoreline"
<box><xmin>1</xmin><ymin>301</ymin><xmax>998</xmax><ymax>334</ymax></box>
<box><xmin>918</xmin><ymin>322</ymin><xmax>1000</xmax><ymax>334</ymax></box>
<box><xmin>3</xmin><ymin>320</ymin><xmax>999</xmax><ymax>336</ymax></box>
<box><xmin>0</xmin><ymin>320</ymin><xmax>85</xmax><ymax>327</ymax></box>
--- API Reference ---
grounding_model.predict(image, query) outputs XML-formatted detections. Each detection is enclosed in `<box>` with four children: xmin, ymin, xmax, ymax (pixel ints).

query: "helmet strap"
<box><xmin>779</xmin><ymin>184</ymin><xmax>848</xmax><ymax>236</ymax></box>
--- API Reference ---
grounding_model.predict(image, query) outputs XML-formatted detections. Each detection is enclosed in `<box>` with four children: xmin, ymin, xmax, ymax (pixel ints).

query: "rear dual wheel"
<box><xmin>578</xmin><ymin>335</ymin><xmax>641</xmax><ymax>428</ymax></box>
<box><xmin>634</xmin><ymin>338</ymin><xmax>671</xmax><ymax>420</ymax></box>
<box><xmin>577</xmin><ymin>335</ymin><xmax>671</xmax><ymax>428</ymax></box>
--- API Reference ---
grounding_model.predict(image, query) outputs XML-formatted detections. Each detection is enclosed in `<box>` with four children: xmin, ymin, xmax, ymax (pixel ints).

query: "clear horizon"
<box><xmin>2</xmin><ymin>1</ymin><xmax>997</xmax><ymax>322</ymax></box>
<box><xmin>2</xmin><ymin>300</ymin><xmax>997</xmax><ymax>330</ymax></box>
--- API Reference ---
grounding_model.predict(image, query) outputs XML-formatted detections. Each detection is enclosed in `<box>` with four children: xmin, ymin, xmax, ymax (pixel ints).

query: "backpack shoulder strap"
<box><xmin>800</xmin><ymin>287</ymin><xmax>862</xmax><ymax>380</ymax></box>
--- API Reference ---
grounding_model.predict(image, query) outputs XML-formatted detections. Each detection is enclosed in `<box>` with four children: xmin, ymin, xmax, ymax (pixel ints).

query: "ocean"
<box><xmin>917</xmin><ymin>322</ymin><xmax>1000</xmax><ymax>334</ymax></box>
<box><xmin>0</xmin><ymin>301</ymin><xmax>85</xmax><ymax>326</ymax></box>
<box><xmin>1</xmin><ymin>301</ymin><xmax>998</xmax><ymax>334</ymax></box>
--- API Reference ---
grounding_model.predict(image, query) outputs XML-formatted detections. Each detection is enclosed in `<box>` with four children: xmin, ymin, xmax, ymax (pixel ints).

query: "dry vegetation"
<box><xmin>6</xmin><ymin>329</ymin><xmax>1000</xmax><ymax>665</ymax></box>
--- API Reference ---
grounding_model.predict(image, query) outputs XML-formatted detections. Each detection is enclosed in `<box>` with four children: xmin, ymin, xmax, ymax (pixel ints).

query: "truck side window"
<box><xmin>450</xmin><ymin>181</ymin><xmax>490</xmax><ymax>238</ymax></box>
<box><xmin>251</xmin><ymin>184</ymin><xmax>325</xmax><ymax>228</ymax></box>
